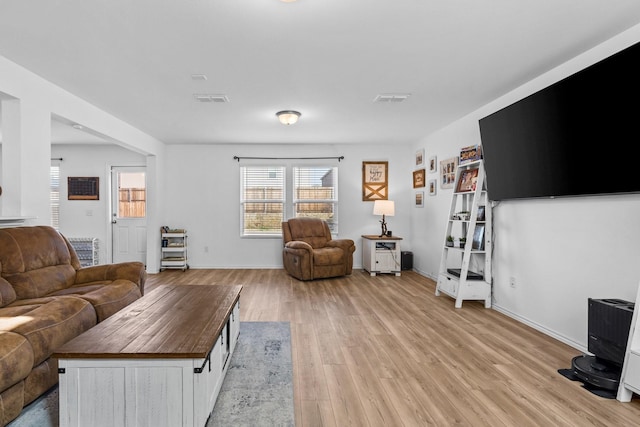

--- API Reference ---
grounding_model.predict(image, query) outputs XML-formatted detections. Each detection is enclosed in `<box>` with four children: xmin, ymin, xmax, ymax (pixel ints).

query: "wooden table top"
<box><xmin>361</xmin><ymin>235</ymin><xmax>403</xmax><ymax>240</ymax></box>
<box><xmin>52</xmin><ymin>284</ymin><xmax>242</xmax><ymax>360</ymax></box>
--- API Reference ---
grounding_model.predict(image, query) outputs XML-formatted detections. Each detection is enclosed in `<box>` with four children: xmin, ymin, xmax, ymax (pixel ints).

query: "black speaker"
<box><xmin>401</xmin><ymin>251</ymin><xmax>413</xmax><ymax>270</ymax></box>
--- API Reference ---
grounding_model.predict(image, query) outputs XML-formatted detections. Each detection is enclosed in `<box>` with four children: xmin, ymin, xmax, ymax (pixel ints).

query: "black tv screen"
<box><xmin>478</xmin><ymin>41</ymin><xmax>640</xmax><ymax>201</ymax></box>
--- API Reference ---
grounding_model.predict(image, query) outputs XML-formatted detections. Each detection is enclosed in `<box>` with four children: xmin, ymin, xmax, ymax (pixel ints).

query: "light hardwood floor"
<box><xmin>146</xmin><ymin>269</ymin><xmax>640</xmax><ymax>426</ymax></box>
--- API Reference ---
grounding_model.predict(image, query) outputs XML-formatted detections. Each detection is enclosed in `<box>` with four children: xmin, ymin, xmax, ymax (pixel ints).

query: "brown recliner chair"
<box><xmin>282</xmin><ymin>217</ymin><xmax>356</xmax><ymax>281</ymax></box>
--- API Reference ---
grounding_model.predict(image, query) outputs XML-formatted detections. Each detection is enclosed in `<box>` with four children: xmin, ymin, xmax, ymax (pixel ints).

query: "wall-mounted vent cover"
<box><xmin>374</xmin><ymin>93</ymin><xmax>411</xmax><ymax>103</ymax></box>
<box><xmin>193</xmin><ymin>94</ymin><xmax>229</xmax><ymax>103</ymax></box>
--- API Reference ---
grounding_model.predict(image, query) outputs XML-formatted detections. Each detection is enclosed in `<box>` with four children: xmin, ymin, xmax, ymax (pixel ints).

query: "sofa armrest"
<box><xmin>75</xmin><ymin>262</ymin><xmax>147</xmax><ymax>295</ymax></box>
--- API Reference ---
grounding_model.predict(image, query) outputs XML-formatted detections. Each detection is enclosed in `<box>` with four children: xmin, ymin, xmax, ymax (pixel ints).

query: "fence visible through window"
<box><xmin>118</xmin><ymin>188</ymin><xmax>146</xmax><ymax>218</ymax></box>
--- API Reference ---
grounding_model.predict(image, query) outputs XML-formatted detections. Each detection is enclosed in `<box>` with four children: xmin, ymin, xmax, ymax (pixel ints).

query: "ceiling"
<box><xmin>1</xmin><ymin>1</ymin><xmax>640</xmax><ymax>146</ymax></box>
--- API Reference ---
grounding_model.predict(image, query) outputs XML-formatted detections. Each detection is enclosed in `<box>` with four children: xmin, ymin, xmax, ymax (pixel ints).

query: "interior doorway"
<box><xmin>111</xmin><ymin>166</ymin><xmax>147</xmax><ymax>265</ymax></box>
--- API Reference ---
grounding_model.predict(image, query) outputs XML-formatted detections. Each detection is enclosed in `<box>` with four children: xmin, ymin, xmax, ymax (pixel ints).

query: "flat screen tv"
<box><xmin>478</xmin><ymin>41</ymin><xmax>640</xmax><ymax>201</ymax></box>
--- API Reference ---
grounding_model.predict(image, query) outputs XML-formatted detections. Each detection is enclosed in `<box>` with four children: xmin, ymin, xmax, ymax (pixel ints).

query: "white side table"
<box><xmin>361</xmin><ymin>235</ymin><xmax>402</xmax><ymax>276</ymax></box>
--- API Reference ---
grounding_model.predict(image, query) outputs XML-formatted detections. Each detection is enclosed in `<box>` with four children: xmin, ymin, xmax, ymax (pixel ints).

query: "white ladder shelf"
<box><xmin>435</xmin><ymin>159</ymin><xmax>492</xmax><ymax>308</ymax></box>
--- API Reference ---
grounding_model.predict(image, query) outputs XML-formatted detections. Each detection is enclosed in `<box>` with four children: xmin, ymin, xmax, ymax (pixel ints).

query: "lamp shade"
<box><xmin>373</xmin><ymin>200</ymin><xmax>395</xmax><ymax>216</ymax></box>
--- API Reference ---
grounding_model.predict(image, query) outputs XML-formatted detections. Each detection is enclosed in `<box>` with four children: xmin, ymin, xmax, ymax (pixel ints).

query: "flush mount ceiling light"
<box><xmin>276</xmin><ymin>110</ymin><xmax>301</xmax><ymax>125</ymax></box>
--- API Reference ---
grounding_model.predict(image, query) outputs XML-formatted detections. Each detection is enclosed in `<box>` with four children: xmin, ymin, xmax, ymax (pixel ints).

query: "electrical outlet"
<box><xmin>510</xmin><ymin>276</ymin><xmax>516</xmax><ymax>288</ymax></box>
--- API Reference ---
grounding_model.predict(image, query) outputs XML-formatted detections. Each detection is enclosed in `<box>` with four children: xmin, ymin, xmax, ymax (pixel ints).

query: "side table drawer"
<box><xmin>437</xmin><ymin>274</ymin><xmax>458</xmax><ymax>296</ymax></box>
<box><xmin>624</xmin><ymin>351</ymin><xmax>640</xmax><ymax>389</ymax></box>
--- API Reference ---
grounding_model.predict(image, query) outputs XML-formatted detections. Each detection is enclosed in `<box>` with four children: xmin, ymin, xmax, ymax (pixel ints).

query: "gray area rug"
<box><xmin>8</xmin><ymin>321</ymin><xmax>294</xmax><ymax>427</ymax></box>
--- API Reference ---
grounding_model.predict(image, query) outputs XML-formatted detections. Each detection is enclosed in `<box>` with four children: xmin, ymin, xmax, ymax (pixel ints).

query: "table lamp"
<box><xmin>373</xmin><ymin>200</ymin><xmax>395</xmax><ymax>237</ymax></box>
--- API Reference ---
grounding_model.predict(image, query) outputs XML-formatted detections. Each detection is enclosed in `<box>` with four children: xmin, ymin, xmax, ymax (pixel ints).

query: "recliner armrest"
<box><xmin>325</xmin><ymin>239</ymin><xmax>356</xmax><ymax>253</ymax></box>
<box><xmin>75</xmin><ymin>262</ymin><xmax>147</xmax><ymax>295</ymax></box>
<box><xmin>284</xmin><ymin>241</ymin><xmax>313</xmax><ymax>252</ymax></box>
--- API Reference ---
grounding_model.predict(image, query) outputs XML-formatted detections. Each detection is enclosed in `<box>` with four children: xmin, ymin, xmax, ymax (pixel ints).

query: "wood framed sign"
<box><xmin>68</xmin><ymin>177</ymin><xmax>99</xmax><ymax>200</ymax></box>
<box><xmin>362</xmin><ymin>161</ymin><xmax>388</xmax><ymax>201</ymax></box>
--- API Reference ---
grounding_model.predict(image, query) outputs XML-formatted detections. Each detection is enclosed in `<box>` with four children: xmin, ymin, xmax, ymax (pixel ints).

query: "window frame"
<box><xmin>240</xmin><ymin>162</ymin><xmax>339</xmax><ymax>238</ymax></box>
<box><xmin>240</xmin><ymin>165</ymin><xmax>286</xmax><ymax>237</ymax></box>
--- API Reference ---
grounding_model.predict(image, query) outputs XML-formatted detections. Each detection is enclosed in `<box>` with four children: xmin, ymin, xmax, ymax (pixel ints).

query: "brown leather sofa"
<box><xmin>0</xmin><ymin>226</ymin><xmax>146</xmax><ymax>426</ymax></box>
<box><xmin>282</xmin><ymin>218</ymin><xmax>355</xmax><ymax>281</ymax></box>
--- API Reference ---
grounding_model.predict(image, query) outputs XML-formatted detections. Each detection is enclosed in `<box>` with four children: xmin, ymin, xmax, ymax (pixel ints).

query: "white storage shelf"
<box><xmin>160</xmin><ymin>230</ymin><xmax>188</xmax><ymax>271</ymax></box>
<box><xmin>436</xmin><ymin>159</ymin><xmax>492</xmax><ymax>308</ymax></box>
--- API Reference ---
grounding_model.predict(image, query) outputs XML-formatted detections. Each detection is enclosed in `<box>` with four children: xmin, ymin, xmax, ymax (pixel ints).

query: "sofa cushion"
<box><xmin>313</xmin><ymin>247</ymin><xmax>346</xmax><ymax>266</ymax></box>
<box><xmin>0</xmin><ymin>296</ymin><xmax>96</xmax><ymax>366</ymax></box>
<box><xmin>4</xmin><ymin>265</ymin><xmax>76</xmax><ymax>301</ymax></box>
<box><xmin>0</xmin><ymin>332</ymin><xmax>33</xmax><ymax>392</ymax></box>
<box><xmin>286</xmin><ymin>218</ymin><xmax>331</xmax><ymax>249</ymax></box>
<box><xmin>0</xmin><ymin>381</ymin><xmax>24</xmax><ymax>427</ymax></box>
<box><xmin>0</xmin><ymin>227</ymin><xmax>76</xmax><ymax>299</ymax></box>
<box><xmin>49</xmin><ymin>280</ymin><xmax>142</xmax><ymax>322</ymax></box>
<box><xmin>0</xmin><ymin>277</ymin><xmax>16</xmax><ymax>308</ymax></box>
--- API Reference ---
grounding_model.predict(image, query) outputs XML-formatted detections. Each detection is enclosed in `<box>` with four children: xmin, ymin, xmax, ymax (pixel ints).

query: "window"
<box><xmin>240</xmin><ymin>165</ymin><xmax>339</xmax><ymax>236</ymax></box>
<box><xmin>241</xmin><ymin>166</ymin><xmax>285</xmax><ymax>235</ymax></box>
<box><xmin>50</xmin><ymin>162</ymin><xmax>60</xmax><ymax>230</ymax></box>
<box><xmin>293</xmin><ymin>166</ymin><xmax>338</xmax><ymax>233</ymax></box>
<box><xmin>116</xmin><ymin>172</ymin><xmax>146</xmax><ymax>218</ymax></box>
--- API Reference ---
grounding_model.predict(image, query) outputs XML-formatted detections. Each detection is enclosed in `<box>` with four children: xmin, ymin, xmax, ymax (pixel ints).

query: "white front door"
<box><xmin>111</xmin><ymin>166</ymin><xmax>147</xmax><ymax>265</ymax></box>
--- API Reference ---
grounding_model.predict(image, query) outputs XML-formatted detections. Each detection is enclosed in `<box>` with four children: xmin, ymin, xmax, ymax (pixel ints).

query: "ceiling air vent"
<box><xmin>374</xmin><ymin>93</ymin><xmax>411</xmax><ymax>103</ymax></box>
<box><xmin>193</xmin><ymin>94</ymin><xmax>229</xmax><ymax>103</ymax></box>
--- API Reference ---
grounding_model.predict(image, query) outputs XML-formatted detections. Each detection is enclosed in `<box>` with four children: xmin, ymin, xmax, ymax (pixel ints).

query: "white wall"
<box><xmin>51</xmin><ymin>144</ymin><xmax>146</xmax><ymax>264</ymax></box>
<box><xmin>162</xmin><ymin>143</ymin><xmax>413</xmax><ymax>269</ymax></box>
<box><xmin>412</xmin><ymin>24</ymin><xmax>640</xmax><ymax>351</ymax></box>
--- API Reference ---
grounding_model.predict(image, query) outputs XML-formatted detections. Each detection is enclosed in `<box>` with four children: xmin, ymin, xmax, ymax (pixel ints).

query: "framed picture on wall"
<box><xmin>429</xmin><ymin>156</ymin><xmax>437</xmax><ymax>173</ymax></box>
<box><xmin>415</xmin><ymin>149</ymin><xmax>425</xmax><ymax>167</ymax></box>
<box><xmin>429</xmin><ymin>179</ymin><xmax>437</xmax><ymax>196</ymax></box>
<box><xmin>362</xmin><ymin>161</ymin><xmax>388</xmax><ymax>201</ymax></box>
<box><xmin>413</xmin><ymin>169</ymin><xmax>426</xmax><ymax>188</ymax></box>
<box><xmin>68</xmin><ymin>177</ymin><xmax>99</xmax><ymax>200</ymax></box>
<box><xmin>439</xmin><ymin>157</ymin><xmax>458</xmax><ymax>189</ymax></box>
<box><xmin>415</xmin><ymin>191</ymin><xmax>424</xmax><ymax>207</ymax></box>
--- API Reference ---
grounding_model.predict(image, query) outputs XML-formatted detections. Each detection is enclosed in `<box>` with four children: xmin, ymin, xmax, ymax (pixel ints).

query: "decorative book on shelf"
<box><xmin>459</xmin><ymin>144</ymin><xmax>482</xmax><ymax>165</ymax></box>
<box><xmin>472</xmin><ymin>224</ymin><xmax>485</xmax><ymax>250</ymax></box>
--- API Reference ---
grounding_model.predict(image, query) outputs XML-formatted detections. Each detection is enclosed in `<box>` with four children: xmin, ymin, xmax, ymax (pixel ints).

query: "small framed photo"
<box><xmin>415</xmin><ymin>149</ymin><xmax>425</xmax><ymax>167</ymax></box>
<box><xmin>415</xmin><ymin>191</ymin><xmax>424</xmax><ymax>207</ymax></box>
<box><xmin>428</xmin><ymin>179</ymin><xmax>437</xmax><ymax>196</ymax></box>
<box><xmin>429</xmin><ymin>156</ymin><xmax>437</xmax><ymax>173</ymax></box>
<box><xmin>413</xmin><ymin>168</ymin><xmax>426</xmax><ymax>188</ymax></box>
